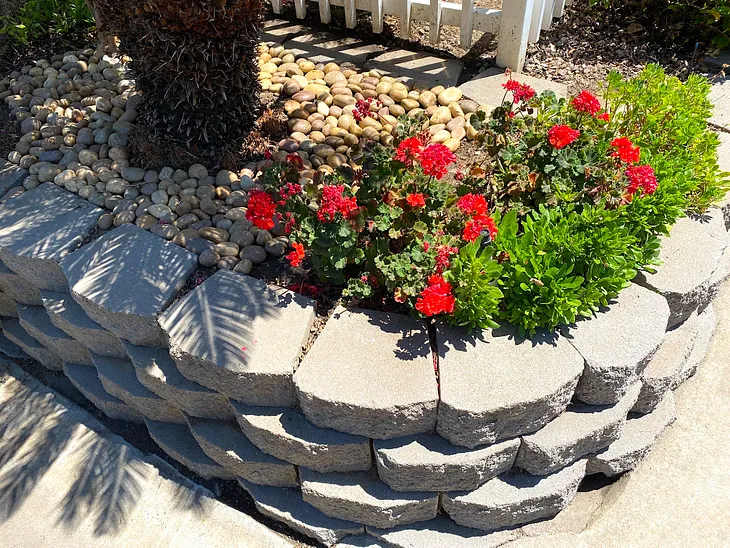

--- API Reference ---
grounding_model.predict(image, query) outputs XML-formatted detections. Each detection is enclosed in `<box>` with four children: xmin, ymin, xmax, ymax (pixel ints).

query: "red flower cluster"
<box><xmin>420</xmin><ymin>143</ymin><xmax>456</xmax><ymax>180</ymax></box>
<box><xmin>246</xmin><ymin>190</ymin><xmax>277</xmax><ymax>230</ymax></box>
<box><xmin>625</xmin><ymin>165</ymin><xmax>658</xmax><ymax>196</ymax></box>
<box><xmin>548</xmin><ymin>125</ymin><xmax>580</xmax><ymax>149</ymax></box>
<box><xmin>286</xmin><ymin>242</ymin><xmax>305</xmax><ymax>267</ymax></box>
<box><xmin>435</xmin><ymin>246</ymin><xmax>458</xmax><ymax>272</ymax></box>
<box><xmin>598</xmin><ymin>112</ymin><xmax>610</xmax><ymax>122</ymax></box>
<box><xmin>317</xmin><ymin>185</ymin><xmax>359</xmax><ymax>222</ymax></box>
<box><xmin>610</xmin><ymin>137</ymin><xmax>640</xmax><ymax>164</ymax></box>
<box><xmin>502</xmin><ymin>78</ymin><xmax>536</xmax><ymax>104</ymax></box>
<box><xmin>278</xmin><ymin>182</ymin><xmax>302</xmax><ymax>205</ymax></box>
<box><xmin>571</xmin><ymin>90</ymin><xmax>601</xmax><ymax>116</ymax></box>
<box><xmin>463</xmin><ymin>215</ymin><xmax>498</xmax><ymax>243</ymax></box>
<box><xmin>457</xmin><ymin>193</ymin><xmax>488</xmax><ymax>216</ymax></box>
<box><xmin>395</xmin><ymin>137</ymin><xmax>424</xmax><ymax>167</ymax></box>
<box><xmin>406</xmin><ymin>193</ymin><xmax>426</xmax><ymax>208</ymax></box>
<box><xmin>415</xmin><ymin>274</ymin><xmax>455</xmax><ymax>317</ymax></box>
<box><xmin>353</xmin><ymin>98</ymin><xmax>380</xmax><ymax>122</ymax></box>
<box><xmin>286</xmin><ymin>153</ymin><xmax>303</xmax><ymax>168</ymax></box>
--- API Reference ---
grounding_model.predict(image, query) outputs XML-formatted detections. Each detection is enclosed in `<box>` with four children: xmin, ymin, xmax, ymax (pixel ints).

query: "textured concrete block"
<box><xmin>240</xmin><ymin>479</ymin><xmax>364</xmax><ymax>546</ymax></box>
<box><xmin>144</xmin><ymin>418</ymin><xmax>234</xmax><ymax>480</ymax></box>
<box><xmin>91</xmin><ymin>352</ymin><xmax>185</xmax><ymax>423</ymax></box>
<box><xmin>564</xmin><ymin>283</ymin><xmax>670</xmax><ymax>405</ymax></box>
<box><xmin>186</xmin><ymin>414</ymin><xmax>298</xmax><ymax>487</ymax></box>
<box><xmin>0</xmin><ymin>183</ymin><xmax>102</xmax><ymax>291</ymax></box>
<box><xmin>61</xmin><ymin>224</ymin><xmax>197</xmax><ymax>347</ymax></box>
<box><xmin>2</xmin><ymin>317</ymin><xmax>62</xmax><ymax>370</ymax></box>
<box><xmin>0</xmin><ymin>290</ymin><xmax>18</xmax><ymax>317</ymax></box>
<box><xmin>0</xmin><ymin>259</ymin><xmax>42</xmax><ymax>306</ymax></box>
<box><xmin>374</xmin><ymin>434</ymin><xmax>520</xmax><ymax>493</ymax></box>
<box><xmin>160</xmin><ymin>270</ymin><xmax>315</xmax><ymax>407</ymax></box>
<box><xmin>63</xmin><ymin>361</ymin><xmax>144</xmax><ymax>422</ymax></box>
<box><xmin>335</xmin><ymin>535</ymin><xmax>389</xmax><ymax>548</ymax></box>
<box><xmin>437</xmin><ymin>324</ymin><xmax>584</xmax><ymax>448</ymax></box>
<box><xmin>633</xmin><ymin>310</ymin><xmax>701</xmax><ymax>413</ymax></box>
<box><xmin>0</xmin><ymin>328</ymin><xmax>28</xmax><ymax>359</ymax></box>
<box><xmin>294</xmin><ymin>307</ymin><xmax>437</xmax><ymax>439</ymax></box>
<box><xmin>635</xmin><ymin>209</ymin><xmax>729</xmax><ymax>329</ymax></box>
<box><xmin>458</xmin><ymin>68</ymin><xmax>567</xmax><ymax>107</ymax></box>
<box><xmin>17</xmin><ymin>304</ymin><xmax>92</xmax><ymax>365</ymax></box>
<box><xmin>588</xmin><ymin>394</ymin><xmax>677</xmax><ymax>476</ymax></box>
<box><xmin>363</xmin><ymin>49</ymin><xmax>463</xmax><ymax>88</ymax></box>
<box><xmin>367</xmin><ymin>515</ymin><xmax>519</xmax><ymax>547</ymax></box>
<box><xmin>286</xmin><ymin>33</ymin><xmax>385</xmax><ymax>66</ymax></box>
<box><xmin>124</xmin><ymin>341</ymin><xmax>233</xmax><ymax>420</ymax></box>
<box><xmin>232</xmin><ymin>401</ymin><xmax>372</xmax><ymax>473</ymax></box>
<box><xmin>672</xmin><ymin>304</ymin><xmax>717</xmax><ymax>389</ymax></box>
<box><xmin>300</xmin><ymin>469</ymin><xmax>439</xmax><ymax>529</ymax></box>
<box><xmin>0</xmin><ymin>165</ymin><xmax>28</xmax><ymax>197</ymax></box>
<box><xmin>515</xmin><ymin>383</ymin><xmax>641</xmax><ymax>475</ymax></box>
<box><xmin>442</xmin><ymin>460</ymin><xmax>587</xmax><ymax>531</ymax></box>
<box><xmin>41</xmin><ymin>290</ymin><xmax>126</xmax><ymax>358</ymax></box>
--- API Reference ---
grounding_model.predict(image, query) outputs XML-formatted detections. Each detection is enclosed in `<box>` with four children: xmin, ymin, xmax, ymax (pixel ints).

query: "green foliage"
<box><xmin>0</xmin><ymin>0</ymin><xmax>94</xmax><ymax>43</ymax></box>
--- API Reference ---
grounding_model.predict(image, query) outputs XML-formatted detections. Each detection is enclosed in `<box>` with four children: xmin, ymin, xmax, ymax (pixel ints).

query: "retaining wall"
<box><xmin>0</xmin><ymin>182</ymin><xmax>727</xmax><ymax>547</ymax></box>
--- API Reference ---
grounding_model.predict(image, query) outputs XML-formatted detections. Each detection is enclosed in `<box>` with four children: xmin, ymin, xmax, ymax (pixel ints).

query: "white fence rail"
<box><xmin>272</xmin><ymin>0</ymin><xmax>574</xmax><ymax>71</ymax></box>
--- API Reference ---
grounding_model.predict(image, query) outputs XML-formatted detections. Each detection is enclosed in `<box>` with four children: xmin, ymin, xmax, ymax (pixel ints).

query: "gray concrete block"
<box><xmin>61</xmin><ymin>224</ymin><xmax>197</xmax><ymax>347</ymax></box>
<box><xmin>299</xmin><ymin>468</ymin><xmax>439</xmax><ymax>529</ymax></box>
<box><xmin>232</xmin><ymin>401</ymin><xmax>372</xmax><ymax>473</ymax></box>
<box><xmin>588</xmin><ymin>394</ymin><xmax>677</xmax><ymax>476</ymax></box>
<box><xmin>374</xmin><ymin>434</ymin><xmax>520</xmax><ymax>493</ymax></box>
<box><xmin>0</xmin><ymin>259</ymin><xmax>42</xmax><ymax>306</ymax></box>
<box><xmin>294</xmin><ymin>307</ymin><xmax>437</xmax><ymax>439</ymax></box>
<box><xmin>144</xmin><ymin>418</ymin><xmax>234</xmax><ymax>480</ymax></box>
<box><xmin>41</xmin><ymin>290</ymin><xmax>127</xmax><ymax>358</ymax></box>
<box><xmin>0</xmin><ymin>165</ymin><xmax>28</xmax><ymax>198</ymax></box>
<box><xmin>0</xmin><ymin>290</ymin><xmax>18</xmax><ymax>317</ymax></box>
<box><xmin>91</xmin><ymin>352</ymin><xmax>185</xmax><ymax>423</ymax></box>
<box><xmin>515</xmin><ymin>383</ymin><xmax>641</xmax><ymax>475</ymax></box>
<box><xmin>672</xmin><ymin>304</ymin><xmax>717</xmax><ymax>389</ymax></box>
<box><xmin>709</xmin><ymin>75</ymin><xmax>730</xmax><ymax>129</ymax></box>
<box><xmin>564</xmin><ymin>283</ymin><xmax>670</xmax><ymax>405</ymax></box>
<box><xmin>366</xmin><ymin>514</ymin><xmax>519</xmax><ymax>547</ymax></box>
<box><xmin>160</xmin><ymin>270</ymin><xmax>315</xmax><ymax>407</ymax></box>
<box><xmin>260</xmin><ymin>19</ymin><xmax>308</xmax><ymax>43</ymax></box>
<box><xmin>635</xmin><ymin>209</ymin><xmax>729</xmax><ymax>329</ymax></box>
<box><xmin>442</xmin><ymin>459</ymin><xmax>587</xmax><ymax>531</ymax></box>
<box><xmin>335</xmin><ymin>535</ymin><xmax>389</xmax><ymax>548</ymax></box>
<box><xmin>186</xmin><ymin>414</ymin><xmax>298</xmax><ymax>487</ymax></box>
<box><xmin>458</xmin><ymin>68</ymin><xmax>567</xmax><ymax>107</ymax></box>
<box><xmin>239</xmin><ymin>479</ymin><xmax>365</xmax><ymax>546</ymax></box>
<box><xmin>633</xmin><ymin>310</ymin><xmax>701</xmax><ymax>414</ymax></box>
<box><xmin>2</xmin><ymin>317</ymin><xmax>62</xmax><ymax>370</ymax></box>
<box><xmin>62</xmin><ymin>361</ymin><xmax>144</xmax><ymax>422</ymax></box>
<box><xmin>0</xmin><ymin>183</ymin><xmax>102</xmax><ymax>292</ymax></box>
<box><xmin>124</xmin><ymin>341</ymin><xmax>233</xmax><ymax>420</ymax></box>
<box><xmin>363</xmin><ymin>49</ymin><xmax>463</xmax><ymax>88</ymax></box>
<box><xmin>17</xmin><ymin>304</ymin><xmax>92</xmax><ymax>365</ymax></box>
<box><xmin>437</xmin><ymin>324</ymin><xmax>584</xmax><ymax>449</ymax></box>
<box><xmin>0</xmin><ymin>328</ymin><xmax>28</xmax><ymax>359</ymax></box>
<box><xmin>285</xmin><ymin>33</ymin><xmax>385</xmax><ymax>66</ymax></box>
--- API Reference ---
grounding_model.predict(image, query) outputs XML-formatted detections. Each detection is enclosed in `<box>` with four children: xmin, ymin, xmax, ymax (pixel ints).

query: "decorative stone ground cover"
<box><xmin>0</xmin><ymin>37</ymin><xmax>729</xmax><ymax>548</ymax></box>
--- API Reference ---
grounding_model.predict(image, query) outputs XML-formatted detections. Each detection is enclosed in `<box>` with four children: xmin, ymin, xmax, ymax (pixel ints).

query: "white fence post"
<box><xmin>529</xmin><ymin>0</ymin><xmax>545</xmax><ymax>43</ymax></box>
<box><xmin>294</xmin><ymin>0</ymin><xmax>306</xmax><ymax>19</ymax></box>
<box><xmin>541</xmin><ymin>0</ymin><xmax>554</xmax><ymax>30</ymax></box>
<box><xmin>429</xmin><ymin>0</ymin><xmax>442</xmax><ymax>44</ymax></box>
<box><xmin>271</xmin><ymin>0</ymin><xmax>283</xmax><ymax>14</ymax></box>
<box><xmin>344</xmin><ymin>0</ymin><xmax>357</xmax><ymax>28</ymax></box>
<box><xmin>400</xmin><ymin>0</ymin><xmax>412</xmax><ymax>38</ymax></box>
<box><xmin>319</xmin><ymin>0</ymin><xmax>332</xmax><ymax>24</ymax></box>
<box><xmin>496</xmin><ymin>0</ymin><xmax>534</xmax><ymax>71</ymax></box>
<box><xmin>372</xmin><ymin>0</ymin><xmax>384</xmax><ymax>33</ymax></box>
<box><xmin>460</xmin><ymin>0</ymin><xmax>475</xmax><ymax>49</ymax></box>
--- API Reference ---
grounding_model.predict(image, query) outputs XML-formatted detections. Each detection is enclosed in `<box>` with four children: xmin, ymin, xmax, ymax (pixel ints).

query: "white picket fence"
<box><xmin>271</xmin><ymin>0</ymin><xmax>572</xmax><ymax>71</ymax></box>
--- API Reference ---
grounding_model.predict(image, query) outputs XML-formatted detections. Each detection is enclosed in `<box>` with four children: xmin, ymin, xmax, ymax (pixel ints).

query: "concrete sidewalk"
<box><xmin>505</xmin><ymin>282</ymin><xmax>730</xmax><ymax>548</ymax></box>
<box><xmin>0</xmin><ymin>359</ymin><xmax>295</xmax><ymax>548</ymax></box>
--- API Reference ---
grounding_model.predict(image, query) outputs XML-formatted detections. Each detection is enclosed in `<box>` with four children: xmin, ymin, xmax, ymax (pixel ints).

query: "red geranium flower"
<box><xmin>415</xmin><ymin>274</ymin><xmax>455</xmax><ymax>317</ymax></box>
<box><xmin>286</xmin><ymin>153</ymin><xmax>303</xmax><ymax>168</ymax></box>
<box><xmin>625</xmin><ymin>165</ymin><xmax>658</xmax><ymax>195</ymax></box>
<box><xmin>317</xmin><ymin>185</ymin><xmax>359</xmax><ymax>222</ymax></box>
<box><xmin>502</xmin><ymin>78</ymin><xmax>536</xmax><ymax>103</ymax></box>
<box><xmin>353</xmin><ymin>97</ymin><xmax>380</xmax><ymax>122</ymax></box>
<box><xmin>598</xmin><ymin>112</ymin><xmax>610</xmax><ymax>122</ymax></box>
<box><xmin>457</xmin><ymin>193</ymin><xmax>488</xmax><ymax>216</ymax></box>
<box><xmin>610</xmin><ymin>137</ymin><xmax>641</xmax><ymax>164</ymax></box>
<box><xmin>571</xmin><ymin>90</ymin><xmax>602</xmax><ymax>116</ymax></box>
<box><xmin>246</xmin><ymin>190</ymin><xmax>277</xmax><ymax>230</ymax></box>
<box><xmin>286</xmin><ymin>242</ymin><xmax>305</xmax><ymax>267</ymax></box>
<box><xmin>435</xmin><ymin>246</ymin><xmax>458</xmax><ymax>272</ymax></box>
<box><xmin>548</xmin><ymin>125</ymin><xmax>580</xmax><ymax>149</ymax></box>
<box><xmin>420</xmin><ymin>143</ymin><xmax>455</xmax><ymax>180</ymax></box>
<box><xmin>463</xmin><ymin>214</ymin><xmax>498</xmax><ymax>243</ymax></box>
<box><xmin>406</xmin><ymin>193</ymin><xmax>426</xmax><ymax>208</ymax></box>
<box><xmin>395</xmin><ymin>136</ymin><xmax>424</xmax><ymax>167</ymax></box>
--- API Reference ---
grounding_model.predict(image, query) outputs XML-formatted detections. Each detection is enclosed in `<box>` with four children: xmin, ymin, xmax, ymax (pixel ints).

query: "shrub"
<box><xmin>252</xmin><ymin>66</ymin><xmax>726</xmax><ymax>334</ymax></box>
<box><xmin>0</xmin><ymin>0</ymin><xmax>94</xmax><ymax>43</ymax></box>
